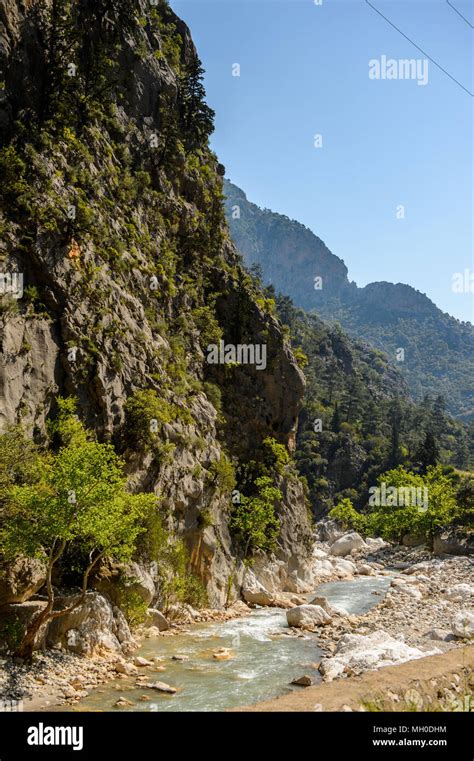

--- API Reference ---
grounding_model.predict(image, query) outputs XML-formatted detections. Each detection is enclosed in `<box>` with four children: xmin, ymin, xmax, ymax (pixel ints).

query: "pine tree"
<box><xmin>416</xmin><ymin>430</ymin><xmax>440</xmax><ymax>473</ymax></box>
<box><xmin>331</xmin><ymin>402</ymin><xmax>341</xmax><ymax>433</ymax></box>
<box><xmin>179</xmin><ymin>55</ymin><xmax>215</xmax><ymax>149</ymax></box>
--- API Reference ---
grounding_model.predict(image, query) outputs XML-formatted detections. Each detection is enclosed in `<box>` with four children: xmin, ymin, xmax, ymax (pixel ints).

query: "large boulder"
<box><xmin>242</xmin><ymin>570</ymin><xmax>274</xmax><ymax>607</ymax></box>
<box><xmin>332</xmin><ymin>558</ymin><xmax>357</xmax><ymax>578</ymax></box>
<box><xmin>444</xmin><ymin>584</ymin><xmax>474</xmax><ymax>602</ymax></box>
<box><xmin>311</xmin><ymin>559</ymin><xmax>334</xmax><ymax>578</ymax></box>
<box><xmin>451</xmin><ymin>611</ymin><xmax>474</xmax><ymax>639</ymax></box>
<box><xmin>308</xmin><ymin>596</ymin><xmax>345</xmax><ymax>616</ymax></box>
<box><xmin>47</xmin><ymin>592</ymin><xmax>135</xmax><ymax>656</ymax></box>
<box><xmin>401</xmin><ymin>533</ymin><xmax>426</xmax><ymax>548</ymax></box>
<box><xmin>315</xmin><ymin>520</ymin><xmax>345</xmax><ymax>545</ymax></box>
<box><xmin>433</xmin><ymin>528</ymin><xmax>474</xmax><ymax>556</ymax></box>
<box><xmin>283</xmin><ymin>571</ymin><xmax>312</xmax><ymax>594</ymax></box>
<box><xmin>365</xmin><ymin>537</ymin><xmax>388</xmax><ymax>551</ymax></box>
<box><xmin>286</xmin><ymin>604</ymin><xmax>332</xmax><ymax>629</ymax></box>
<box><xmin>0</xmin><ymin>557</ymin><xmax>47</xmax><ymax>606</ymax></box>
<box><xmin>330</xmin><ymin>533</ymin><xmax>366</xmax><ymax>557</ymax></box>
<box><xmin>145</xmin><ymin>608</ymin><xmax>170</xmax><ymax>631</ymax></box>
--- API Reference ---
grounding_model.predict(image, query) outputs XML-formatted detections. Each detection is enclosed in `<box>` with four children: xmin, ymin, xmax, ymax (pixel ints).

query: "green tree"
<box><xmin>416</xmin><ymin>430</ymin><xmax>440</xmax><ymax>473</ymax></box>
<box><xmin>179</xmin><ymin>54</ymin><xmax>215</xmax><ymax>149</ymax></box>
<box><xmin>329</xmin><ymin>498</ymin><xmax>367</xmax><ymax>534</ymax></box>
<box><xmin>230</xmin><ymin>476</ymin><xmax>280</xmax><ymax>557</ymax></box>
<box><xmin>0</xmin><ymin>400</ymin><xmax>155</xmax><ymax>659</ymax></box>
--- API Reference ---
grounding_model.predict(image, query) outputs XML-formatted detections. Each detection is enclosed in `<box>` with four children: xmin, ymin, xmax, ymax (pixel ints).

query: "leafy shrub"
<box><xmin>208</xmin><ymin>455</ymin><xmax>236</xmax><ymax>493</ymax></box>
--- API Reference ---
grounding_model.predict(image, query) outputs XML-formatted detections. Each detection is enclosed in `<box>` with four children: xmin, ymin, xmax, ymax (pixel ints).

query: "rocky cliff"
<box><xmin>0</xmin><ymin>0</ymin><xmax>313</xmax><ymax>608</ymax></box>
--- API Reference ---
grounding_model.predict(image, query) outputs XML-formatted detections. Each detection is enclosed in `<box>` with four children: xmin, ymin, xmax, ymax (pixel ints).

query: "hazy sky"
<box><xmin>171</xmin><ymin>0</ymin><xmax>473</xmax><ymax>323</ymax></box>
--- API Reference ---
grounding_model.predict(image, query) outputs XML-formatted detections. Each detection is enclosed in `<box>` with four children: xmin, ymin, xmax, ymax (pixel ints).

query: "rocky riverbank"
<box><xmin>1</xmin><ymin>523</ymin><xmax>472</xmax><ymax>712</ymax></box>
<box><xmin>0</xmin><ymin>601</ymin><xmax>251</xmax><ymax>711</ymax></box>
<box><xmin>280</xmin><ymin>525</ymin><xmax>474</xmax><ymax>687</ymax></box>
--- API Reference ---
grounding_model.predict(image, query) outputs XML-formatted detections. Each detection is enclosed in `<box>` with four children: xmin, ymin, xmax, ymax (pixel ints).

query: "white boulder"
<box><xmin>444</xmin><ymin>584</ymin><xmax>474</xmax><ymax>602</ymax></box>
<box><xmin>332</xmin><ymin>558</ymin><xmax>357</xmax><ymax>578</ymax></box>
<box><xmin>286</xmin><ymin>604</ymin><xmax>332</xmax><ymax>629</ymax></box>
<box><xmin>451</xmin><ymin>611</ymin><xmax>474</xmax><ymax>639</ymax></box>
<box><xmin>319</xmin><ymin>630</ymin><xmax>440</xmax><ymax>681</ymax></box>
<box><xmin>330</xmin><ymin>532</ymin><xmax>367</xmax><ymax>557</ymax></box>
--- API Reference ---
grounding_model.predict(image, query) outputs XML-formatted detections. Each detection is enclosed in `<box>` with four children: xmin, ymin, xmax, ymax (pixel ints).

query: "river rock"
<box><xmin>311</xmin><ymin>559</ymin><xmax>334</xmax><ymax>578</ymax></box>
<box><xmin>291</xmin><ymin>675</ymin><xmax>313</xmax><ymax>686</ymax></box>
<box><xmin>286</xmin><ymin>604</ymin><xmax>332</xmax><ymax>629</ymax></box>
<box><xmin>145</xmin><ymin>608</ymin><xmax>170</xmax><ymax>631</ymax></box>
<box><xmin>451</xmin><ymin>611</ymin><xmax>474</xmax><ymax>639</ymax></box>
<box><xmin>330</xmin><ymin>532</ymin><xmax>367</xmax><ymax>557</ymax></box>
<box><xmin>213</xmin><ymin>648</ymin><xmax>234</xmax><ymax>661</ymax></box>
<box><xmin>115</xmin><ymin>661</ymin><xmax>138</xmax><ymax>675</ymax></box>
<box><xmin>365</xmin><ymin>537</ymin><xmax>388</xmax><ymax>551</ymax></box>
<box><xmin>444</xmin><ymin>584</ymin><xmax>474</xmax><ymax>602</ymax></box>
<box><xmin>312</xmin><ymin>547</ymin><xmax>329</xmax><ymax>560</ymax></box>
<box><xmin>332</xmin><ymin>558</ymin><xmax>357</xmax><ymax>578</ymax></box>
<box><xmin>308</xmin><ymin>596</ymin><xmax>345</xmax><ymax>617</ymax></box>
<box><xmin>424</xmin><ymin>628</ymin><xmax>454</xmax><ymax>642</ymax></box>
<box><xmin>356</xmin><ymin>563</ymin><xmax>375</xmax><ymax>576</ymax></box>
<box><xmin>133</xmin><ymin>656</ymin><xmax>154</xmax><ymax>667</ymax></box>
<box><xmin>143</xmin><ymin>681</ymin><xmax>177</xmax><ymax>694</ymax></box>
<box><xmin>114</xmin><ymin>696</ymin><xmax>134</xmax><ymax>707</ymax></box>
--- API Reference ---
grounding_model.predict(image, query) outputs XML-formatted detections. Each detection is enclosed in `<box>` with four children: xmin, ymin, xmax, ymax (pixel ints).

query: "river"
<box><xmin>71</xmin><ymin>575</ymin><xmax>392</xmax><ymax>712</ymax></box>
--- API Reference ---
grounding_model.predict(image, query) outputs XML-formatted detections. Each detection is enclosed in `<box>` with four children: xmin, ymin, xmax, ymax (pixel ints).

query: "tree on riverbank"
<box><xmin>0</xmin><ymin>399</ymin><xmax>155</xmax><ymax>660</ymax></box>
<box><xmin>329</xmin><ymin>465</ymin><xmax>470</xmax><ymax>546</ymax></box>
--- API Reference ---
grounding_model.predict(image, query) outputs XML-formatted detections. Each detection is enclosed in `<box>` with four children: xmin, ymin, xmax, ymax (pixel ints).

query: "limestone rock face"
<box><xmin>0</xmin><ymin>0</ymin><xmax>313</xmax><ymax>610</ymax></box>
<box><xmin>0</xmin><ymin>557</ymin><xmax>47</xmax><ymax>606</ymax></box>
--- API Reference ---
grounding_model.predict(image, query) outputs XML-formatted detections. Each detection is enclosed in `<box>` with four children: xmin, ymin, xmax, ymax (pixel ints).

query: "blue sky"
<box><xmin>171</xmin><ymin>0</ymin><xmax>473</xmax><ymax>323</ymax></box>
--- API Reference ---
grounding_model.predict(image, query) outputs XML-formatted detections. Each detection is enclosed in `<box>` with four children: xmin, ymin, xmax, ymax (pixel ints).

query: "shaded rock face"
<box><xmin>0</xmin><ymin>1</ymin><xmax>313</xmax><ymax>608</ymax></box>
<box><xmin>433</xmin><ymin>528</ymin><xmax>474</xmax><ymax>557</ymax></box>
<box><xmin>0</xmin><ymin>557</ymin><xmax>47</xmax><ymax>606</ymax></box>
<box><xmin>0</xmin><ymin>600</ymin><xmax>49</xmax><ymax>654</ymax></box>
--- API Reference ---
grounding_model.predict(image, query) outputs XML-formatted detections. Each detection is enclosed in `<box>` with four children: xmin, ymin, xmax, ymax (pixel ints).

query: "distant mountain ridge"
<box><xmin>224</xmin><ymin>180</ymin><xmax>474</xmax><ymax>421</ymax></box>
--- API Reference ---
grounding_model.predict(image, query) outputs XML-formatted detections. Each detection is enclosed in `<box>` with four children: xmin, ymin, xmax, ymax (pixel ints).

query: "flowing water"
<box><xmin>72</xmin><ymin>575</ymin><xmax>392</xmax><ymax>712</ymax></box>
